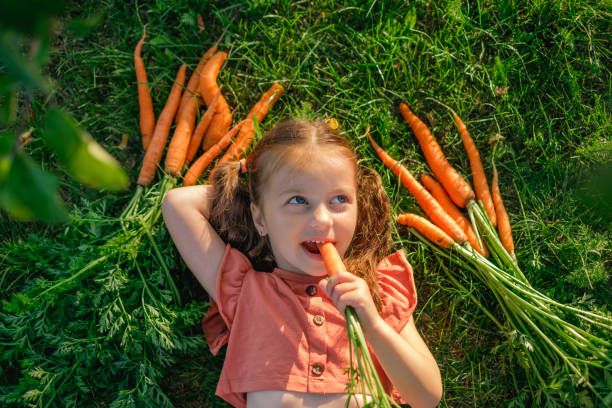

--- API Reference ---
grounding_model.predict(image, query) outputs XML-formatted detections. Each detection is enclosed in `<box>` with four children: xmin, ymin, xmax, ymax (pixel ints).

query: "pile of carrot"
<box><xmin>129</xmin><ymin>27</ymin><xmax>284</xmax><ymax>194</ymax></box>
<box><xmin>369</xmin><ymin>102</ymin><xmax>611</xmax><ymax>404</ymax></box>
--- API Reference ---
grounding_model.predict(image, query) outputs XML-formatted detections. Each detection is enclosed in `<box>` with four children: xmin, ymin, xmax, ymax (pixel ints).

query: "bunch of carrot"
<box><xmin>317</xmin><ymin>242</ymin><xmax>401</xmax><ymax>408</ymax></box>
<box><xmin>119</xmin><ymin>27</ymin><xmax>284</xmax><ymax>304</ymax></box>
<box><xmin>369</xmin><ymin>102</ymin><xmax>611</xmax><ymax>404</ymax></box>
<box><xmin>130</xmin><ymin>25</ymin><xmax>284</xmax><ymax>189</ymax></box>
<box><xmin>125</xmin><ymin>26</ymin><xmax>284</xmax><ymax>212</ymax></box>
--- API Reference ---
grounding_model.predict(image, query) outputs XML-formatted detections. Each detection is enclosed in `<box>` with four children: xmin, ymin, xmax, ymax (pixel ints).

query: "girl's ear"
<box><xmin>250</xmin><ymin>202</ymin><xmax>267</xmax><ymax>236</ymax></box>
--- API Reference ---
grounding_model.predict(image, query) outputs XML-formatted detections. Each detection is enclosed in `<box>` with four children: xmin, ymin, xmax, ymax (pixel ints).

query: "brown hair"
<box><xmin>208</xmin><ymin>119</ymin><xmax>392</xmax><ymax>312</ymax></box>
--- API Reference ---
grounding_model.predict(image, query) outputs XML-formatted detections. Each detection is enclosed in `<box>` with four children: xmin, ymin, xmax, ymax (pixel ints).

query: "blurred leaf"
<box><xmin>0</xmin><ymin>131</ymin><xmax>16</xmax><ymax>182</ymax></box>
<box><xmin>0</xmin><ymin>148</ymin><xmax>68</xmax><ymax>223</ymax></box>
<box><xmin>0</xmin><ymin>86</ymin><xmax>18</xmax><ymax>127</ymax></box>
<box><xmin>67</xmin><ymin>9</ymin><xmax>106</xmax><ymax>37</ymax></box>
<box><xmin>0</xmin><ymin>31</ymin><xmax>52</xmax><ymax>93</ymax></box>
<box><xmin>43</xmin><ymin>108</ymin><xmax>129</xmax><ymax>191</ymax></box>
<box><xmin>31</xmin><ymin>35</ymin><xmax>52</xmax><ymax>67</ymax></box>
<box><xmin>0</xmin><ymin>0</ymin><xmax>67</xmax><ymax>35</ymax></box>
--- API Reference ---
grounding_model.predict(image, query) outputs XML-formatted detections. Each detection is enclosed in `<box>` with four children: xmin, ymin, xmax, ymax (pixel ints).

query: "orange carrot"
<box><xmin>421</xmin><ymin>173</ymin><xmax>488</xmax><ymax>256</ymax></box>
<box><xmin>164</xmin><ymin>54</ymin><xmax>221</xmax><ymax>176</ymax></box>
<box><xmin>367</xmin><ymin>129</ymin><xmax>467</xmax><ymax>244</ymax></box>
<box><xmin>175</xmin><ymin>45</ymin><xmax>218</xmax><ymax>124</ymax></box>
<box><xmin>182</xmin><ymin>120</ymin><xmax>246</xmax><ymax>186</ymax></box>
<box><xmin>491</xmin><ymin>161</ymin><xmax>514</xmax><ymax>256</ymax></box>
<box><xmin>164</xmin><ymin>95</ymin><xmax>198</xmax><ymax>176</ymax></box>
<box><xmin>399</xmin><ymin>102</ymin><xmax>475</xmax><ymax>208</ymax></box>
<box><xmin>134</xmin><ymin>26</ymin><xmax>155</xmax><ymax>150</ymax></box>
<box><xmin>137</xmin><ymin>64</ymin><xmax>186</xmax><ymax>186</ymax></box>
<box><xmin>317</xmin><ymin>242</ymin><xmax>347</xmax><ymax>277</ymax></box>
<box><xmin>214</xmin><ymin>82</ymin><xmax>284</xmax><ymax>166</ymax></box>
<box><xmin>199</xmin><ymin>51</ymin><xmax>233</xmax><ymax>150</ymax></box>
<box><xmin>447</xmin><ymin>107</ymin><xmax>497</xmax><ymax>227</ymax></box>
<box><xmin>397</xmin><ymin>213</ymin><xmax>455</xmax><ymax>249</ymax></box>
<box><xmin>185</xmin><ymin>90</ymin><xmax>221</xmax><ymax>164</ymax></box>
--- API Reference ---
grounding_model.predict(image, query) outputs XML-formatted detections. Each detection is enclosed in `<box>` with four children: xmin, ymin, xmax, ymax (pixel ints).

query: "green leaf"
<box><xmin>0</xmin><ymin>31</ymin><xmax>51</xmax><ymax>93</ymax></box>
<box><xmin>0</xmin><ymin>0</ymin><xmax>67</xmax><ymax>35</ymax></box>
<box><xmin>405</xmin><ymin>7</ymin><xmax>416</xmax><ymax>31</ymax></box>
<box><xmin>0</xmin><ymin>149</ymin><xmax>68</xmax><ymax>223</ymax></box>
<box><xmin>0</xmin><ymin>131</ymin><xmax>16</xmax><ymax>182</ymax></box>
<box><xmin>0</xmin><ymin>86</ymin><xmax>18</xmax><ymax>127</ymax></box>
<box><xmin>43</xmin><ymin>108</ymin><xmax>130</xmax><ymax>191</ymax></box>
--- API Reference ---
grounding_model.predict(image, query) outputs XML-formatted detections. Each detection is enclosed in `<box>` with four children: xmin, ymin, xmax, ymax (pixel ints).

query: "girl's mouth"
<box><xmin>301</xmin><ymin>241</ymin><xmax>325</xmax><ymax>259</ymax></box>
<box><xmin>302</xmin><ymin>241</ymin><xmax>320</xmax><ymax>254</ymax></box>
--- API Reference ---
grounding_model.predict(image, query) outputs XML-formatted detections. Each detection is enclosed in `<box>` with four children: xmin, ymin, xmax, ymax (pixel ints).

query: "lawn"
<box><xmin>1</xmin><ymin>0</ymin><xmax>610</xmax><ymax>407</ymax></box>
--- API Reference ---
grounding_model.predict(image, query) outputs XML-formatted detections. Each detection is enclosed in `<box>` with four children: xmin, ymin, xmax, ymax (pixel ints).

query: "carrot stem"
<box><xmin>318</xmin><ymin>242</ymin><xmax>399</xmax><ymax>407</ymax></box>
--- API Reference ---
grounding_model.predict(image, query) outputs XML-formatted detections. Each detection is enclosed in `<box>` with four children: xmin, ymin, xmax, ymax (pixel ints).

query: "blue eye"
<box><xmin>288</xmin><ymin>196</ymin><xmax>307</xmax><ymax>205</ymax></box>
<box><xmin>332</xmin><ymin>195</ymin><xmax>349</xmax><ymax>204</ymax></box>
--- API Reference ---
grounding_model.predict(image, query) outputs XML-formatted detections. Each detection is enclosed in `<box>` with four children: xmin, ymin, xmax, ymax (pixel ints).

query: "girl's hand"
<box><xmin>318</xmin><ymin>270</ymin><xmax>383</xmax><ymax>334</ymax></box>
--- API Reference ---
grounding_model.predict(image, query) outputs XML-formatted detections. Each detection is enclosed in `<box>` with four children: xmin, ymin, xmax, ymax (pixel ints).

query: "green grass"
<box><xmin>1</xmin><ymin>0</ymin><xmax>610</xmax><ymax>406</ymax></box>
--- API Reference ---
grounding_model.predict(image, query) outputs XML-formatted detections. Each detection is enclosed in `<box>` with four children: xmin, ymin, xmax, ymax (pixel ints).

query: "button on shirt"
<box><xmin>201</xmin><ymin>244</ymin><xmax>418</xmax><ymax>408</ymax></box>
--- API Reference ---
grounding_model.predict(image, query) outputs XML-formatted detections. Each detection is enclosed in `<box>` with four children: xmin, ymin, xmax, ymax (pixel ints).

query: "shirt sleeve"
<box><xmin>200</xmin><ymin>243</ymin><xmax>253</xmax><ymax>355</ymax></box>
<box><xmin>377</xmin><ymin>249</ymin><xmax>418</xmax><ymax>333</ymax></box>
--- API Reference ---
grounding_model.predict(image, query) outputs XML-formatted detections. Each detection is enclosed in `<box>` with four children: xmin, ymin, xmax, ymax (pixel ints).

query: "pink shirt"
<box><xmin>201</xmin><ymin>243</ymin><xmax>418</xmax><ymax>407</ymax></box>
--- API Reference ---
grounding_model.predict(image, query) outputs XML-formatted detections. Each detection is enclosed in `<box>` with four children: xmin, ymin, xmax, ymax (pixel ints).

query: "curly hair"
<box><xmin>207</xmin><ymin>119</ymin><xmax>392</xmax><ymax>312</ymax></box>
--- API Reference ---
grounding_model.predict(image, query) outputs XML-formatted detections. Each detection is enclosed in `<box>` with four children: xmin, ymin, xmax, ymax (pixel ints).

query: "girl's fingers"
<box><xmin>327</xmin><ymin>281</ymin><xmax>358</xmax><ymax>303</ymax></box>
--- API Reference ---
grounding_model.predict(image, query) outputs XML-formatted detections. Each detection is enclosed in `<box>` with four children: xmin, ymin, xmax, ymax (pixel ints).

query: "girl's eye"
<box><xmin>288</xmin><ymin>196</ymin><xmax>307</xmax><ymax>205</ymax></box>
<box><xmin>332</xmin><ymin>195</ymin><xmax>349</xmax><ymax>204</ymax></box>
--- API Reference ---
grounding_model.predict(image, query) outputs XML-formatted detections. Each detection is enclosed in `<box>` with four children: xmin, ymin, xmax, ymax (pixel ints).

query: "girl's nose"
<box><xmin>311</xmin><ymin>204</ymin><xmax>333</xmax><ymax>228</ymax></box>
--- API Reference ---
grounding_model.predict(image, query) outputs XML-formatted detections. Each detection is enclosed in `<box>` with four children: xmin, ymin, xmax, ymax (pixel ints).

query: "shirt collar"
<box><xmin>272</xmin><ymin>267</ymin><xmax>327</xmax><ymax>284</ymax></box>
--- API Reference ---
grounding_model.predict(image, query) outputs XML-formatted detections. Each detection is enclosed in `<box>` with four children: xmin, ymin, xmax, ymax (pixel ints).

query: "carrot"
<box><xmin>199</xmin><ymin>51</ymin><xmax>233</xmax><ymax>150</ymax></box>
<box><xmin>491</xmin><ymin>160</ymin><xmax>515</xmax><ymax>256</ymax></box>
<box><xmin>185</xmin><ymin>90</ymin><xmax>221</xmax><ymax>164</ymax></box>
<box><xmin>182</xmin><ymin>119</ymin><xmax>246</xmax><ymax>186</ymax></box>
<box><xmin>317</xmin><ymin>242</ymin><xmax>347</xmax><ymax>277</ymax></box>
<box><xmin>164</xmin><ymin>55</ymin><xmax>221</xmax><ymax>176</ymax></box>
<box><xmin>427</xmin><ymin>98</ymin><xmax>498</xmax><ymax>227</ymax></box>
<box><xmin>134</xmin><ymin>26</ymin><xmax>155</xmax><ymax>150</ymax></box>
<box><xmin>421</xmin><ymin>173</ymin><xmax>488</xmax><ymax>256</ymax></box>
<box><xmin>175</xmin><ymin>45</ymin><xmax>218</xmax><ymax>124</ymax></box>
<box><xmin>399</xmin><ymin>102</ymin><xmax>475</xmax><ymax>208</ymax></box>
<box><xmin>397</xmin><ymin>213</ymin><xmax>455</xmax><ymax>249</ymax></box>
<box><xmin>367</xmin><ymin>129</ymin><xmax>467</xmax><ymax>244</ymax></box>
<box><xmin>214</xmin><ymin>82</ymin><xmax>284</xmax><ymax>166</ymax></box>
<box><xmin>164</xmin><ymin>95</ymin><xmax>197</xmax><ymax>176</ymax></box>
<box><xmin>137</xmin><ymin>64</ymin><xmax>186</xmax><ymax>186</ymax></box>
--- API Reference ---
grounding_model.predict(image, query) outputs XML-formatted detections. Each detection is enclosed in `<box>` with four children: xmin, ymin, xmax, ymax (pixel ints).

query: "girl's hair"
<box><xmin>208</xmin><ymin>119</ymin><xmax>392</xmax><ymax>312</ymax></box>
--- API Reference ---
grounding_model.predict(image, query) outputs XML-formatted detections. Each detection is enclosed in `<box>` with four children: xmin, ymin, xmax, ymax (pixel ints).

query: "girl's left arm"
<box><xmin>320</xmin><ymin>271</ymin><xmax>442</xmax><ymax>408</ymax></box>
<box><xmin>366</xmin><ymin>315</ymin><xmax>443</xmax><ymax>408</ymax></box>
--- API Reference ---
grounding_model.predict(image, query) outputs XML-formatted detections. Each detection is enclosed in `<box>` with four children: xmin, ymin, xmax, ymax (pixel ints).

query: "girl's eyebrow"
<box><xmin>278</xmin><ymin>187</ymin><xmax>304</xmax><ymax>196</ymax></box>
<box><xmin>278</xmin><ymin>186</ymin><xmax>353</xmax><ymax>196</ymax></box>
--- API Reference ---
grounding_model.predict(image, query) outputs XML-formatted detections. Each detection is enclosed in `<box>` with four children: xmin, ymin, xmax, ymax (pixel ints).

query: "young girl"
<box><xmin>162</xmin><ymin>119</ymin><xmax>442</xmax><ymax>408</ymax></box>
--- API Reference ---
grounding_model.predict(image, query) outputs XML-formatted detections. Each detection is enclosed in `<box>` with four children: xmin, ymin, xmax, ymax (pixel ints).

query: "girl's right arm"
<box><xmin>161</xmin><ymin>185</ymin><xmax>226</xmax><ymax>302</ymax></box>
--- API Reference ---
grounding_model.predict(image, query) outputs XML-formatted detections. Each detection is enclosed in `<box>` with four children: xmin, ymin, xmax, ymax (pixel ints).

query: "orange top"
<box><xmin>201</xmin><ymin>243</ymin><xmax>418</xmax><ymax>407</ymax></box>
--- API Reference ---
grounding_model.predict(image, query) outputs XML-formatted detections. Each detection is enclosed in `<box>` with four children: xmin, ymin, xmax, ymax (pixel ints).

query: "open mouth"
<box><xmin>301</xmin><ymin>241</ymin><xmax>321</xmax><ymax>254</ymax></box>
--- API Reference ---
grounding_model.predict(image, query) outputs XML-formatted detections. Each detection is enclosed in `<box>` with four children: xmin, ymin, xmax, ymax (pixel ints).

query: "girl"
<box><xmin>162</xmin><ymin>119</ymin><xmax>442</xmax><ymax>408</ymax></box>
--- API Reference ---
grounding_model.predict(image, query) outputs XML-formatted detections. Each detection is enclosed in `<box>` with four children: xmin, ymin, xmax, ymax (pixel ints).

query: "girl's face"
<box><xmin>250</xmin><ymin>151</ymin><xmax>358</xmax><ymax>276</ymax></box>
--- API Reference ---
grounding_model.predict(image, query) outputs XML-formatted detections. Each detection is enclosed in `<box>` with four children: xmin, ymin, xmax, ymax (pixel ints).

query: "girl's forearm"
<box><xmin>163</xmin><ymin>184</ymin><xmax>215</xmax><ymax>218</ymax></box>
<box><xmin>364</xmin><ymin>319</ymin><xmax>442</xmax><ymax>408</ymax></box>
